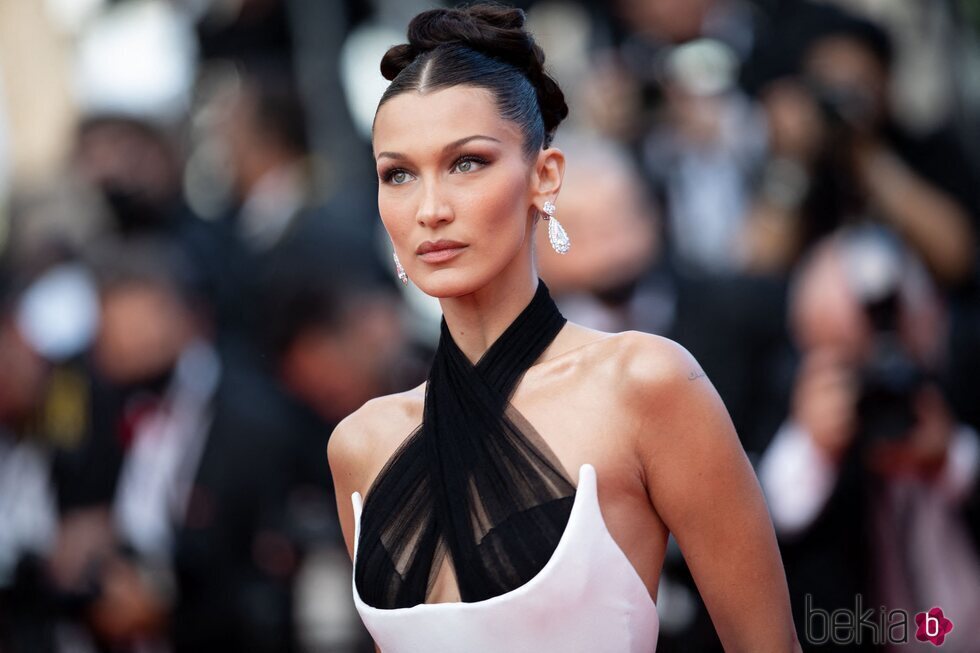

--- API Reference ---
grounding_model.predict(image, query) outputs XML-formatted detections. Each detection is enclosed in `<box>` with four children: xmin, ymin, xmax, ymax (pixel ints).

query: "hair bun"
<box><xmin>382</xmin><ymin>6</ymin><xmax>530</xmax><ymax>80</ymax></box>
<box><xmin>380</xmin><ymin>4</ymin><xmax>568</xmax><ymax>135</ymax></box>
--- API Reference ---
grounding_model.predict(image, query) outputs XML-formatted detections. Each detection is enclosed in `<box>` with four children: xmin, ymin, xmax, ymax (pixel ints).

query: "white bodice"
<box><xmin>351</xmin><ymin>463</ymin><xmax>660</xmax><ymax>652</ymax></box>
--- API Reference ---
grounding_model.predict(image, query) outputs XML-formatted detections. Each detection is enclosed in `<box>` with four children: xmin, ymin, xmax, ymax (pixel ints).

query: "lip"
<box><xmin>416</xmin><ymin>239</ymin><xmax>468</xmax><ymax>263</ymax></box>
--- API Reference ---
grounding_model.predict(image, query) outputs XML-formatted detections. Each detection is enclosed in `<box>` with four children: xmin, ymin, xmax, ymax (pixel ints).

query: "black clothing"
<box><xmin>355</xmin><ymin>279</ymin><xmax>575</xmax><ymax>609</ymax></box>
<box><xmin>171</xmin><ymin>365</ymin><xmax>304</xmax><ymax>653</ymax></box>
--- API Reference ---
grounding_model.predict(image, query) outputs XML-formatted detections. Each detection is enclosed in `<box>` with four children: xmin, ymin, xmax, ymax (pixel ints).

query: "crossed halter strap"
<box><xmin>354</xmin><ymin>278</ymin><xmax>576</xmax><ymax>609</ymax></box>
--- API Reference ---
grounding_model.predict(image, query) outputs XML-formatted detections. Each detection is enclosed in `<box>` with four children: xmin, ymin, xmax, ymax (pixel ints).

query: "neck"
<box><xmin>437</xmin><ymin>261</ymin><xmax>540</xmax><ymax>365</ymax></box>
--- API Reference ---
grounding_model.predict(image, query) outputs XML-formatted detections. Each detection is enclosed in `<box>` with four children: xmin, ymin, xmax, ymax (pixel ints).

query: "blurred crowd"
<box><xmin>0</xmin><ymin>1</ymin><xmax>979</xmax><ymax>652</ymax></box>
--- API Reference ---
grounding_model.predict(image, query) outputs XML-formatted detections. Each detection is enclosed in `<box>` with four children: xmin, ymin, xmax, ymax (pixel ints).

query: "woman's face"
<box><xmin>373</xmin><ymin>85</ymin><xmax>550</xmax><ymax>298</ymax></box>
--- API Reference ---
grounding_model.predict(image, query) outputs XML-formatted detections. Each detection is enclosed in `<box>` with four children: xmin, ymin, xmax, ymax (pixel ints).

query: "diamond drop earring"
<box><xmin>392</xmin><ymin>249</ymin><xmax>408</xmax><ymax>284</ymax></box>
<box><xmin>542</xmin><ymin>200</ymin><xmax>570</xmax><ymax>254</ymax></box>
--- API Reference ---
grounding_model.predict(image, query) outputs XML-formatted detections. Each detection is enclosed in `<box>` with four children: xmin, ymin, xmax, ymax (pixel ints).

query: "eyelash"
<box><xmin>381</xmin><ymin>155</ymin><xmax>490</xmax><ymax>184</ymax></box>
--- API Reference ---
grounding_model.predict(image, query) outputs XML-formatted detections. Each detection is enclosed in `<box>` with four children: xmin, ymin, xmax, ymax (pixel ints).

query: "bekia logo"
<box><xmin>805</xmin><ymin>595</ymin><xmax>956</xmax><ymax>647</ymax></box>
<box><xmin>915</xmin><ymin>607</ymin><xmax>954</xmax><ymax>646</ymax></box>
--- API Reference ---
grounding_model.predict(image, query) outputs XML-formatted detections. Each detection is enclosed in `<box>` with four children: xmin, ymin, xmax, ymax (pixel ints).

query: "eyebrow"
<box><xmin>376</xmin><ymin>134</ymin><xmax>502</xmax><ymax>161</ymax></box>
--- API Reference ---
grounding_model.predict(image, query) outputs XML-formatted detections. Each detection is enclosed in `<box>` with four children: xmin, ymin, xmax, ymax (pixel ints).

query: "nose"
<box><xmin>416</xmin><ymin>179</ymin><xmax>454</xmax><ymax>228</ymax></box>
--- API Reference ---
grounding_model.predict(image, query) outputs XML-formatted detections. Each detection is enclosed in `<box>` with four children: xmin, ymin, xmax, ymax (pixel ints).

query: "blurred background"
<box><xmin>0</xmin><ymin>0</ymin><xmax>978</xmax><ymax>652</ymax></box>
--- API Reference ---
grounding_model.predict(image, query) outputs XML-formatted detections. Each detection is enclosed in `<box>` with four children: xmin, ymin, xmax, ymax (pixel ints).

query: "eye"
<box><xmin>452</xmin><ymin>155</ymin><xmax>488</xmax><ymax>174</ymax></box>
<box><xmin>382</xmin><ymin>168</ymin><xmax>414</xmax><ymax>185</ymax></box>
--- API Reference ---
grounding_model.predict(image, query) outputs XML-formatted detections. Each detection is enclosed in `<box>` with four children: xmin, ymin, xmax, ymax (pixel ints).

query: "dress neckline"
<box><xmin>351</xmin><ymin>463</ymin><xmax>657</xmax><ymax>614</ymax></box>
<box><xmin>351</xmin><ymin>279</ymin><xmax>574</xmax><ymax>609</ymax></box>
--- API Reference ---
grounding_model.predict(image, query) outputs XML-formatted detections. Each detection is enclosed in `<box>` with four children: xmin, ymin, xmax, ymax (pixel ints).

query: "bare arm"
<box><xmin>327</xmin><ymin>414</ymin><xmax>365</xmax><ymax>562</ymax></box>
<box><xmin>327</xmin><ymin>411</ymin><xmax>383</xmax><ymax>653</ymax></box>
<box><xmin>861</xmin><ymin>145</ymin><xmax>976</xmax><ymax>285</ymax></box>
<box><xmin>626</xmin><ymin>335</ymin><xmax>802</xmax><ymax>652</ymax></box>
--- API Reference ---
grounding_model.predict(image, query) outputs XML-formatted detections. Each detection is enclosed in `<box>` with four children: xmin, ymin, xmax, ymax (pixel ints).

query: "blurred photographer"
<box><xmin>758</xmin><ymin>226</ymin><xmax>980</xmax><ymax>652</ymax></box>
<box><xmin>743</xmin><ymin>8</ymin><xmax>978</xmax><ymax>286</ymax></box>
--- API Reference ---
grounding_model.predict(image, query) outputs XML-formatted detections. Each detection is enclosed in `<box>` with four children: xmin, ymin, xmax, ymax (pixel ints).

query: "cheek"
<box><xmin>459</xmin><ymin>167</ymin><xmax>530</xmax><ymax>239</ymax></box>
<box><xmin>378</xmin><ymin>189</ymin><xmax>410</xmax><ymax>243</ymax></box>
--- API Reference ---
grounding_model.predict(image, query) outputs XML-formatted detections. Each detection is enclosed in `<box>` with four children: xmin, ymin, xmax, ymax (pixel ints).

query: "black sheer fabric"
<box><xmin>355</xmin><ymin>278</ymin><xmax>576</xmax><ymax>608</ymax></box>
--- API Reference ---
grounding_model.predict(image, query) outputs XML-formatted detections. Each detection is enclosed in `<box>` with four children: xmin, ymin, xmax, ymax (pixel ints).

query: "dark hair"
<box><xmin>240</xmin><ymin>59</ymin><xmax>310</xmax><ymax>155</ymax></box>
<box><xmin>88</xmin><ymin>236</ymin><xmax>208</xmax><ymax>315</ymax></box>
<box><xmin>741</xmin><ymin>4</ymin><xmax>893</xmax><ymax>95</ymax></box>
<box><xmin>812</xmin><ymin>12</ymin><xmax>893</xmax><ymax>72</ymax></box>
<box><xmin>375</xmin><ymin>4</ymin><xmax>568</xmax><ymax>157</ymax></box>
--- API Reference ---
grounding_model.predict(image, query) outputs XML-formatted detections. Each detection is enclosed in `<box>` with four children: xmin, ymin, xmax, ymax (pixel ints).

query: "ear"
<box><xmin>530</xmin><ymin>147</ymin><xmax>565</xmax><ymax>213</ymax></box>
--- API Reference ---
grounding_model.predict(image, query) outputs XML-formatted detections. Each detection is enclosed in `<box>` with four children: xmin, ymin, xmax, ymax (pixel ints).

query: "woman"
<box><xmin>329</xmin><ymin>5</ymin><xmax>802</xmax><ymax>651</ymax></box>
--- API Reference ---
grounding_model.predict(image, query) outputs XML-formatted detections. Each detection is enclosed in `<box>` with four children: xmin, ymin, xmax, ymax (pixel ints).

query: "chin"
<box><xmin>413</xmin><ymin>267</ymin><xmax>491</xmax><ymax>299</ymax></box>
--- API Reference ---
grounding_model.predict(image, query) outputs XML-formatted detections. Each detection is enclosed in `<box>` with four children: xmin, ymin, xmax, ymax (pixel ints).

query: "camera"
<box><xmin>804</xmin><ymin>77</ymin><xmax>877</xmax><ymax>133</ymax></box>
<box><xmin>842</xmin><ymin>226</ymin><xmax>927</xmax><ymax>442</ymax></box>
<box><xmin>855</xmin><ymin>296</ymin><xmax>925</xmax><ymax>442</ymax></box>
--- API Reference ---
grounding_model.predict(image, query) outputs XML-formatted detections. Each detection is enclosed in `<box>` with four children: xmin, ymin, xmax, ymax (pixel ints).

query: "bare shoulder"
<box><xmin>601</xmin><ymin>331</ymin><xmax>729</xmax><ymax>449</ymax></box>
<box><xmin>328</xmin><ymin>382</ymin><xmax>425</xmax><ymax>560</ymax></box>
<box><xmin>327</xmin><ymin>381</ymin><xmax>426</xmax><ymax>494</ymax></box>
<box><xmin>540</xmin><ymin>326</ymin><xmax>708</xmax><ymax>412</ymax></box>
<box><xmin>597</xmin><ymin>330</ymin><xmax>707</xmax><ymax>398</ymax></box>
<box><xmin>613</xmin><ymin>330</ymin><xmax>701</xmax><ymax>381</ymax></box>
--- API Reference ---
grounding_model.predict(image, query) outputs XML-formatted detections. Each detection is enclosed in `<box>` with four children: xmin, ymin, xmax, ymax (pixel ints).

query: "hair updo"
<box><xmin>376</xmin><ymin>4</ymin><xmax>568</xmax><ymax>158</ymax></box>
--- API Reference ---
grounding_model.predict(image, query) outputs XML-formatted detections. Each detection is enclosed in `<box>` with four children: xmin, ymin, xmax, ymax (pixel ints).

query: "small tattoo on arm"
<box><xmin>688</xmin><ymin>369</ymin><xmax>706</xmax><ymax>381</ymax></box>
